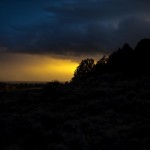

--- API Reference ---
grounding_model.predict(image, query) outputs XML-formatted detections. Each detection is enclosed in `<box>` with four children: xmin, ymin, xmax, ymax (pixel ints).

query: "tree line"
<box><xmin>72</xmin><ymin>39</ymin><xmax>150</xmax><ymax>81</ymax></box>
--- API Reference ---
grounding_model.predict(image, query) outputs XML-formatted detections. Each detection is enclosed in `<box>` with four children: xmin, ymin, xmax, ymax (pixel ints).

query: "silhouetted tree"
<box><xmin>72</xmin><ymin>58</ymin><xmax>95</xmax><ymax>81</ymax></box>
<box><xmin>92</xmin><ymin>56</ymin><xmax>109</xmax><ymax>75</ymax></box>
<box><xmin>135</xmin><ymin>39</ymin><xmax>150</xmax><ymax>54</ymax></box>
<box><xmin>134</xmin><ymin>39</ymin><xmax>150</xmax><ymax>73</ymax></box>
<box><xmin>107</xmin><ymin>43</ymin><xmax>133</xmax><ymax>72</ymax></box>
<box><xmin>96</xmin><ymin>56</ymin><xmax>108</xmax><ymax>65</ymax></box>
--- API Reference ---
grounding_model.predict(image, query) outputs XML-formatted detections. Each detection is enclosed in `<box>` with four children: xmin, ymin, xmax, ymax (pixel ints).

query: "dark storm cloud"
<box><xmin>113</xmin><ymin>16</ymin><xmax>150</xmax><ymax>47</ymax></box>
<box><xmin>1</xmin><ymin>0</ymin><xmax>150</xmax><ymax>56</ymax></box>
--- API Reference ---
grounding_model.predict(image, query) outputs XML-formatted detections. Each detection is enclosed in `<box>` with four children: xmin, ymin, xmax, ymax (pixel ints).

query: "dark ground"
<box><xmin>0</xmin><ymin>73</ymin><xmax>150</xmax><ymax>150</ymax></box>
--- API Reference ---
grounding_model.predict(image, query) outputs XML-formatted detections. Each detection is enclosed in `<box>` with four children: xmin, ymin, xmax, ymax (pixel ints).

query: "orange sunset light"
<box><xmin>0</xmin><ymin>53</ymin><xmax>79</xmax><ymax>82</ymax></box>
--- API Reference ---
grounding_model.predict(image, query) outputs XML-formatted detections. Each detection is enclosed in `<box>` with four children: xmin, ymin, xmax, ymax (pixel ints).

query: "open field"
<box><xmin>0</xmin><ymin>74</ymin><xmax>150</xmax><ymax>150</ymax></box>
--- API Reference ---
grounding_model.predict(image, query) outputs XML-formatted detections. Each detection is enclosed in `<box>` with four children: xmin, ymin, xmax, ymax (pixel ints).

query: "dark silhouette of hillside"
<box><xmin>1</xmin><ymin>39</ymin><xmax>150</xmax><ymax>150</ymax></box>
<box><xmin>72</xmin><ymin>39</ymin><xmax>150</xmax><ymax>81</ymax></box>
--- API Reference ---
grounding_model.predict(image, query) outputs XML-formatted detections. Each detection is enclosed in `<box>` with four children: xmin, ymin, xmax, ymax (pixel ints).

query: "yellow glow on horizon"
<box><xmin>0</xmin><ymin>53</ymin><xmax>79</xmax><ymax>81</ymax></box>
<box><xmin>25</xmin><ymin>59</ymin><xmax>78</xmax><ymax>81</ymax></box>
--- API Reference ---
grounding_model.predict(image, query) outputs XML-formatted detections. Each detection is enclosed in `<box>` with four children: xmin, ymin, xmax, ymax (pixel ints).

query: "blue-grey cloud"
<box><xmin>1</xmin><ymin>0</ymin><xmax>150</xmax><ymax>56</ymax></box>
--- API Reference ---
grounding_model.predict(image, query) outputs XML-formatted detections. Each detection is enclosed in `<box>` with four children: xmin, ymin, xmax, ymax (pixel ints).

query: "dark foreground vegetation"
<box><xmin>1</xmin><ymin>39</ymin><xmax>150</xmax><ymax>150</ymax></box>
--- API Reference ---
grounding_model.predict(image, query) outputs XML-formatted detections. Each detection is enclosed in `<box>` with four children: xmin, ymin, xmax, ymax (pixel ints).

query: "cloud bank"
<box><xmin>1</xmin><ymin>0</ymin><xmax>150</xmax><ymax>56</ymax></box>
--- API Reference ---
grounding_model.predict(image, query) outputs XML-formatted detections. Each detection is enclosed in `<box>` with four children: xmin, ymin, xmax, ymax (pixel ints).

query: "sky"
<box><xmin>0</xmin><ymin>0</ymin><xmax>150</xmax><ymax>81</ymax></box>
